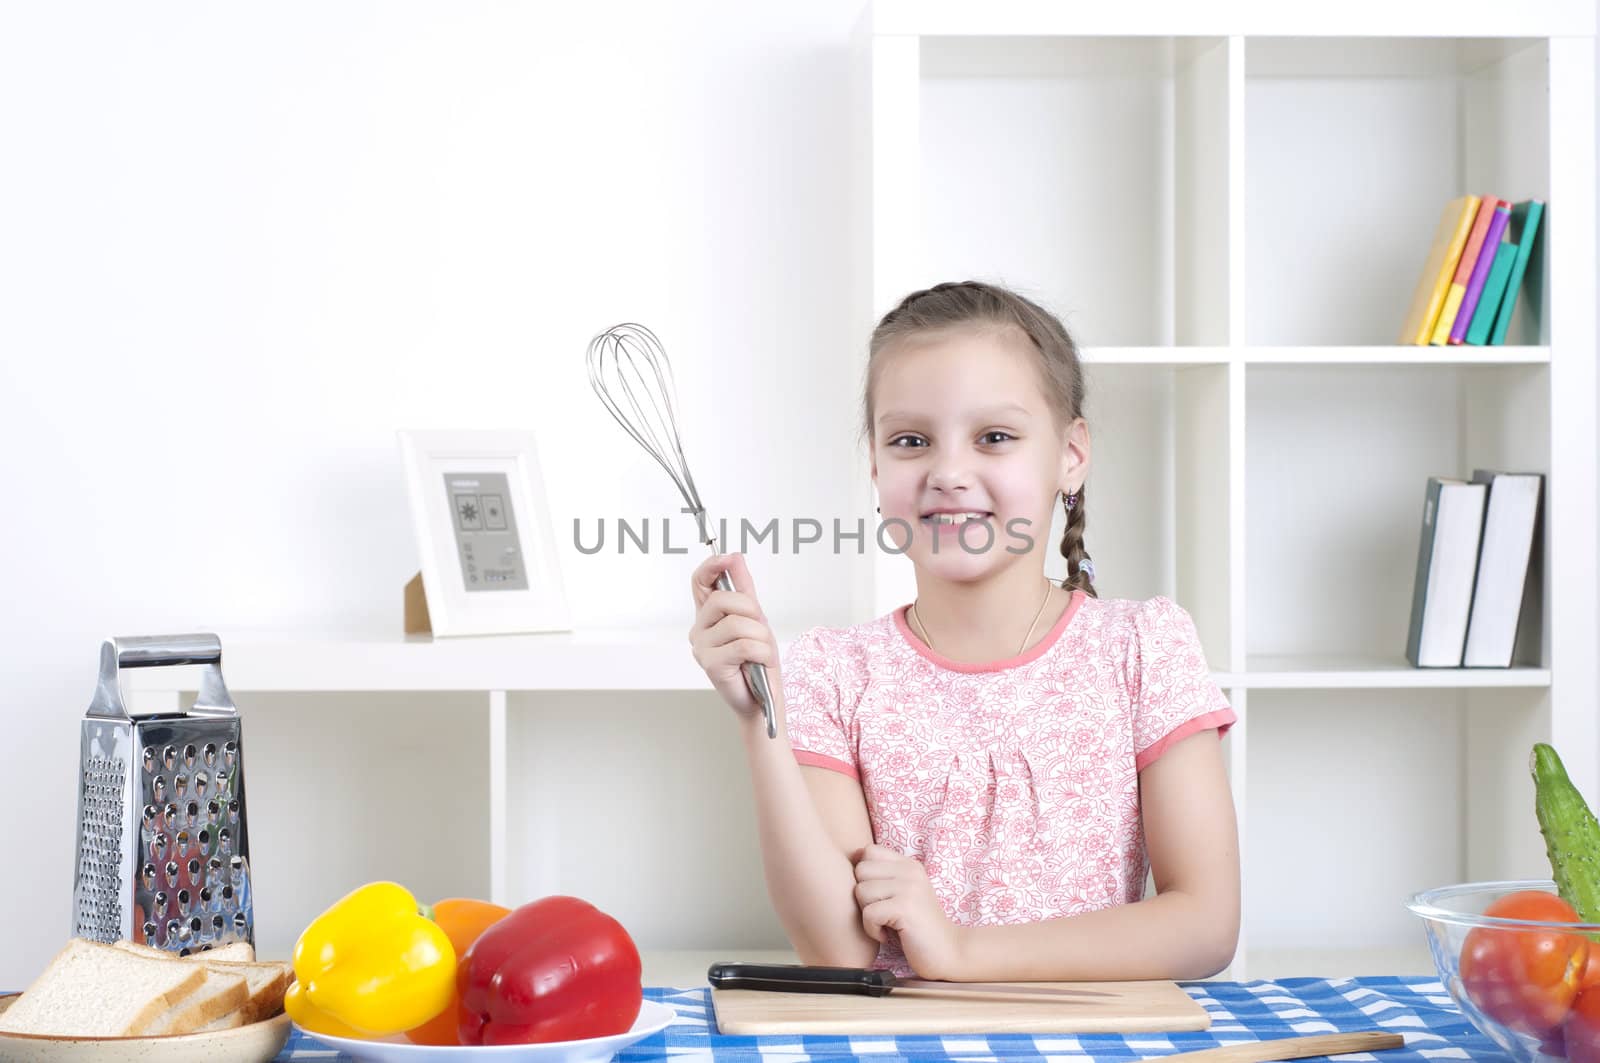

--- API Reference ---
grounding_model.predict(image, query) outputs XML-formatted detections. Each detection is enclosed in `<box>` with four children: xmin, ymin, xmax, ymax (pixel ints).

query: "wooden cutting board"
<box><xmin>710</xmin><ymin>979</ymin><xmax>1211</xmax><ymax>1035</ymax></box>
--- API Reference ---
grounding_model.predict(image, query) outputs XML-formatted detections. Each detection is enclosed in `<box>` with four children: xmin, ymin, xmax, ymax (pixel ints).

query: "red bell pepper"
<box><xmin>456</xmin><ymin>895</ymin><xmax>642</xmax><ymax>1046</ymax></box>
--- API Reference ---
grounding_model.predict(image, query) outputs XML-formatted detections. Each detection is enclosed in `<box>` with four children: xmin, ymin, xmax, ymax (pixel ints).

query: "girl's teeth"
<box><xmin>926</xmin><ymin>512</ymin><xmax>989</xmax><ymax>524</ymax></box>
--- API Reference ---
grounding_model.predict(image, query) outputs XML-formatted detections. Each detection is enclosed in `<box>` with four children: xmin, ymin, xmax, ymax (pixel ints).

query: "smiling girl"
<box><xmin>689</xmin><ymin>280</ymin><xmax>1239</xmax><ymax>981</ymax></box>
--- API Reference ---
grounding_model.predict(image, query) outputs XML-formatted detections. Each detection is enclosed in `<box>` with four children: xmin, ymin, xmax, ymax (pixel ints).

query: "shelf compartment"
<box><xmin>1246</xmin><ymin>38</ymin><xmax>1549</xmax><ymax>347</ymax></box>
<box><xmin>1245</xmin><ymin>362</ymin><xmax>1549</xmax><ymax>667</ymax></box>
<box><xmin>222</xmin><ymin>692</ymin><xmax>490</xmax><ymax>962</ymax></box>
<box><xmin>916</xmin><ymin>36</ymin><xmax>1233</xmax><ymax>347</ymax></box>
<box><xmin>1243</xmin><ymin>689</ymin><xmax>1462</xmax><ymax>958</ymax></box>
<box><xmin>504</xmin><ymin>691</ymin><xmax>788</xmax><ymax>951</ymax></box>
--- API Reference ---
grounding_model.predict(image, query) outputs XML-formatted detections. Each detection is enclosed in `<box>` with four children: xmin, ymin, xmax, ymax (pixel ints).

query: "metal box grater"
<box><xmin>73</xmin><ymin>634</ymin><xmax>254</xmax><ymax>954</ymax></box>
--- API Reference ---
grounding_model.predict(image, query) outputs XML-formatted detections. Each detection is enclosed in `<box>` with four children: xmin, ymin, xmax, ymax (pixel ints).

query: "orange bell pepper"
<box><xmin>404</xmin><ymin>898</ymin><xmax>513</xmax><ymax>1046</ymax></box>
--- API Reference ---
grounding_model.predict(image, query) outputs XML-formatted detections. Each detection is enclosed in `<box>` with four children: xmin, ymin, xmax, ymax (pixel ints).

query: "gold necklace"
<box><xmin>911</xmin><ymin>581</ymin><xmax>1055</xmax><ymax>658</ymax></box>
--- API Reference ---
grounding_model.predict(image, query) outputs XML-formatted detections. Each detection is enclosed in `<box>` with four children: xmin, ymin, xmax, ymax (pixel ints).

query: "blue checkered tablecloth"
<box><xmin>275</xmin><ymin>977</ymin><xmax>1512</xmax><ymax>1061</ymax></box>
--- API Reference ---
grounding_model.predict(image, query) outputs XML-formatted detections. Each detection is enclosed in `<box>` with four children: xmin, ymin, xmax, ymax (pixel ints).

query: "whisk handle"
<box><xmin>714</xmin><ymin>569</ymin><xmax>778</xmax><ymax>739</ymax></box>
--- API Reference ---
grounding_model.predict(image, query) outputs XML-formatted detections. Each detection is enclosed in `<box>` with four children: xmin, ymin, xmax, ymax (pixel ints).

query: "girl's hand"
<box><xmin>688</xmin><ymin>552</ymin><xmax>779</xmax><ymax>724</ymax></box>
<box><xmin>852</xmin><ymin>843</ymin><xmax>964</xmax><ymax>980</ymax></box>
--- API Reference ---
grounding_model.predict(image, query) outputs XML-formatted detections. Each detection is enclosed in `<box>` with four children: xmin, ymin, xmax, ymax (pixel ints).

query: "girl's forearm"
<box><xmin>739</xmin><ymin>711</ymin><xmax>878</xmax><ymax>967</ymax></box>
<box><xmin>955</xmin><ymin>889</ymin><xmax>1239</xmax><ymax>982</ymax></box>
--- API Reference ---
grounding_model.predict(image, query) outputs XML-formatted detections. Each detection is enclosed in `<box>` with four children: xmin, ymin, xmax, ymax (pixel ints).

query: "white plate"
<box><xmin>0</xmin><ymin>994</ymin><xmax>291</xmax><ymax>1062</ymax></box>
<box><xmin>296</xmin><ymin>999</ymin><xmax>677</xmax><ymax>1063</ymax></box>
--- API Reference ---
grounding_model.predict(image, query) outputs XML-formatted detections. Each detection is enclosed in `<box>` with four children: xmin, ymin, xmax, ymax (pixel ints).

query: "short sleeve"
<box><xmin>780</xmin><ymin>627</ymin><xmax>858</xmax><ymax>780</ymax></box>
<box><xmin>1128</xmin><ymin>596</ymin><xmax>1236</xmax><ymax>773</ymax></box>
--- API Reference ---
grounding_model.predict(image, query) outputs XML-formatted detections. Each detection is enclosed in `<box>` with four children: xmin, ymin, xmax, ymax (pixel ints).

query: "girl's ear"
<box><xmin>1058</xmin><ymin>416</ymin><xmax>1090</xmax><ymax>490</ymax></box>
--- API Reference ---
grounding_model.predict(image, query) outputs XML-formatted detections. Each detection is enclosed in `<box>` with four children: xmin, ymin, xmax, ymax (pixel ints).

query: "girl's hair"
<box><xmin>862</xmin><ymin>280</ymin><xmax>1097</xmax><ymax>599</ymax></box>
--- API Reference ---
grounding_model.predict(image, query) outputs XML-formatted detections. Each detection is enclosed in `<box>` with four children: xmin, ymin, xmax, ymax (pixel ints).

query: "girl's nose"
<box><xmin>927</xmin><ymin>463</ymin><xmax>972</xmax><ymax>494</ymax></box>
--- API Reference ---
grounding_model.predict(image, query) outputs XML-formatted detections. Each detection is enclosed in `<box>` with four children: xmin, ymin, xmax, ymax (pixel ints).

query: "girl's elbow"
<box><xmin>1197</xmin><ymin>912</ymin><xmax>1241</xmax><ymax>978</ymax></box>
<box><xmin>795</xmin><ymin>937</ymin><xmax>878</xmax><ymax>970</ymax></box>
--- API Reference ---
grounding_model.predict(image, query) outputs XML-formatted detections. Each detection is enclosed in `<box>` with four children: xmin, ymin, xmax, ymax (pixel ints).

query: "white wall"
<box><xmin>0</xmin><ymin>1</ymin><xmax>866</xmax><ymax>988</ymax></box>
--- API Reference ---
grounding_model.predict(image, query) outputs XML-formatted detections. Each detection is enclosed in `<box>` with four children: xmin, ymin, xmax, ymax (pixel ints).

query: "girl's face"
<box><xmin>870</xmin><ymin>325</ymin><xmax>1085</xmax><ymax>584</ymax></box>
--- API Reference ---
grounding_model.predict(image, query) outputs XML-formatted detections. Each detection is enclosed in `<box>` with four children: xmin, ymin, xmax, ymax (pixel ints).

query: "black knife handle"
<box><xmin>707</xmin><ymin>962</ymin><xmax>897</xmax><ymax>996</ymax></box>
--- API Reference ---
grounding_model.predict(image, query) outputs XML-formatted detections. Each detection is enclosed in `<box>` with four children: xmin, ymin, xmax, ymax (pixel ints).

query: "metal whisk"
<box><xmin>586</xmin><ymin>322</ymin><xmax>777</xmax><ymax>739</ymax></box>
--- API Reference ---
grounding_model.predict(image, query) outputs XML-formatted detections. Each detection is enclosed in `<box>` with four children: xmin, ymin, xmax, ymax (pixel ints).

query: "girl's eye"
<box><xmin>979</xmin><ymin>431</ymin><xmax>1015</xmax><ymax>445</ymax></box>
<box><xmin>888</xmin><ymin>435</ymin><xmax>926</xmax><ymax>448</ymax></box>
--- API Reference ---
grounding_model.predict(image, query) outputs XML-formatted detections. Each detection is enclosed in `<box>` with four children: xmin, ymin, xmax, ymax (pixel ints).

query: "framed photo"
<box><xmin>398</xmin><ymin>430</ymin><xmax>571</xmax><ymax>637</ymax></box>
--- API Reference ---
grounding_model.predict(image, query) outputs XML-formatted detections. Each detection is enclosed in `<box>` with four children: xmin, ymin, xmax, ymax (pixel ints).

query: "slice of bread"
<box><xmin>196</xmin><ymin>1010</ymin><xmax>249</xmax><ymax>1033</ymax></box>
<box><xmin>200</xmin><ymin>941</ymin><xmax>256</xmax><ymax>963</ymax></box>
<box><xmin>112</xmin><ymin>939</ymin><xmax>256</xmax><ymax>964</ymax></box>
<box><xmin>203</xmin><ymin>960</ymin><xmax>291</xmax><ymax>1023</ymax></box>
<box><xmin>142</xmin><ymin>967</ymin><xmax>248</xmax><ymax>1036</ymax></box>
<box><xmin>0</xmin><ymin>939</ymin><xmax>207</xmax><ymax>1037</ymax></box>
<box><xmin>109</xmin><ymin>941</ymin><xmax>289</xmax><ymax>1029</ymax></box>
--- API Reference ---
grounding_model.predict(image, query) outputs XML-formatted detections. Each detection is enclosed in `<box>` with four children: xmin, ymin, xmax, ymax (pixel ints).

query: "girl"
<box><xmin>689</xmin><ymin>281</ymin><xmax>1239</xmax><ymax>982</ymax></box>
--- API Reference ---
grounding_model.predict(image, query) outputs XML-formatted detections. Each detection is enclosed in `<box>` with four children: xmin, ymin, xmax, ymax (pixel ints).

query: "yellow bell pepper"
<box><xmin>283</xmin><ymin>980</ymin><xmax>377</xmax><ymax>1039</ymax></box>
<box><xmin>291</xmin><ymin>881</ymin><xmax>456</xmax><ymax>1036</ymax></box>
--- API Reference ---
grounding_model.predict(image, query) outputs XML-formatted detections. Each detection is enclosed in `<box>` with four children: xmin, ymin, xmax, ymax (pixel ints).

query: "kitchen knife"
<box><xmin>707</xmin><ymin>962</ymin><xmax>1115</xmax><ymax>1004</ymax></box>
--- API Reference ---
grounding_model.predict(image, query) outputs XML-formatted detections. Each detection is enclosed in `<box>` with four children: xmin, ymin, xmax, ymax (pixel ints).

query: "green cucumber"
<box><xmin>1532</xmin><ymin>743</ymin><xmax>1600</xmax><ymax>923</ymax></box>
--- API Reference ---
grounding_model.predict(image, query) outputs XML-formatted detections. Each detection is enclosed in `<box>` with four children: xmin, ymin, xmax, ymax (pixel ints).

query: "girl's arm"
<box><xmin>739</xmin><ymin>706</ymin><xmax>880</xmax><ymax>967</ymax></box>
<box><xmin>687</xmin><ymin>552</ymin><xmax>878</xmax><ymax>967</ymax></box>
<box><xmin>951</xmin><ymin>727</ymin><xmax>1240</xmax><ymax>981</ymax></box>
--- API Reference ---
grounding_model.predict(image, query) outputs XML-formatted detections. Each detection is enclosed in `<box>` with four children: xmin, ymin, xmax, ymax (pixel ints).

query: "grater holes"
<box><xmin>75</xmin><ymin>750</ymin><xmax>129</xmax><ymax>944</ymax></box>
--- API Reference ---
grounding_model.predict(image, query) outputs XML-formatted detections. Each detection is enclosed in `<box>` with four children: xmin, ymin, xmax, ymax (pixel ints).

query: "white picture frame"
<box><xmin>398</xmin><ymin>429</ymin><xmax>571</xmax><ymax>637</ymax></box>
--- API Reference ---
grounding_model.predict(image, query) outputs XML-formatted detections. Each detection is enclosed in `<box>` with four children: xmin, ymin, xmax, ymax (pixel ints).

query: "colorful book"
<box><xmin>1450</xmin><ymin>202</ymin><xmax>1511</xmax><ymax>344</ymax></box>
<box><xmin>1465</xmin><ymin>242</ymin><xmax>1518</xmax><ymax>345</ymax></box>
<box><xmin>1488</xmin><ymin>199</ymin><xmax>1545</xmax><ymax>347</ymax></box>
<box><xmin>1399</xmin><ymin>195</ymin><xmax>1481</xmax><ymax>346</ymax></box>
<box><xmin>1430</xmin><ymin>196</ymin><xmax>1500</xmax><ymax>345</ymax></box>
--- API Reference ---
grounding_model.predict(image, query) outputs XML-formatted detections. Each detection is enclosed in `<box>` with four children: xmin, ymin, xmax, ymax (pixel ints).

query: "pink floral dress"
<box><xmin>780</xmin><ymin>588</ymin><xmax>1236</xmax><ymax>975</ymax></box>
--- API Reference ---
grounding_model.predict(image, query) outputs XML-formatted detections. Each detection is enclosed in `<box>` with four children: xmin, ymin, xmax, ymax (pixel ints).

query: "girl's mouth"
<box><xmin>920</xmin><ymin>510</ymin><xmax>994</xmax><ymax>528</ymax></box>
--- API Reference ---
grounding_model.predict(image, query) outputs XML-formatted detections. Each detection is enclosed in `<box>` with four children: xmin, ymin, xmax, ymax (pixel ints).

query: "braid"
<box><xmin>1059</xmin><ymin>487</ymin><xmax>1097</xmax><ymax>599</ymax></box>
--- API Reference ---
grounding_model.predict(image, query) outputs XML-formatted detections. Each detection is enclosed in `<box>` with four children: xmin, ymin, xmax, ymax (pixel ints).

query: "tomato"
<box><xmin>403</xmin><ymin>898</ymin><xmax>512</xmax><ymax>1046</ymax></box>
<box><xmin>1565</xmin><ymin>987</ymin><xmax>1600</xmax><ymax>1063</ymax></box>
<box><xmin>1583</xmin><ymin>946</ymin><xmax>1600</xmax><ymax>989</ymax></box>
<box><xmin>1460</xmin><ymin>890</ymin><xmax>1589</xmax><ymax>1038</ymax></box>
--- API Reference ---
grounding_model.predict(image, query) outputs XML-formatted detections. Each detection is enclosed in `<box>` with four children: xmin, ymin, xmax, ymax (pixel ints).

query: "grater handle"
<box><xmin>89</xmin><ymin>633</ymin><xmax>238</xmax><ymax>719</ymax></box>
<box><xmin>115</xmin><ymin>634</ymin><xmax>222</xmax><ymax>668</ymax></box>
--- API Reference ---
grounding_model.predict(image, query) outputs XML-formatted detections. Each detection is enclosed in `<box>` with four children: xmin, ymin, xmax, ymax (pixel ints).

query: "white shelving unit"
<box><xmin>124</xmin><ymin>0</ymin><xmax>1595</xmax><ymax>985</ymax></box>
<box><xmin>853</xmin><ymin>0</ymin><xmax>1596</xmax><ymax>980</ymax></box>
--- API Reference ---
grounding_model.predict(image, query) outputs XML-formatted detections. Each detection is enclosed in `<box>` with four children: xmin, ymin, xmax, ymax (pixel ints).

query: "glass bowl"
<box><xmin>1408</xmin><ymin>879</ymin><xmax>1600</xmax><ymax>1062</ymax></box>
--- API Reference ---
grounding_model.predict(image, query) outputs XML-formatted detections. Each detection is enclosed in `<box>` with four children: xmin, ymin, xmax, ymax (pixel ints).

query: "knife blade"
<box><xmin>707</xmin><ymin>962</ymin><xmax>1115</xmax><ymax>1003</ymax></box>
